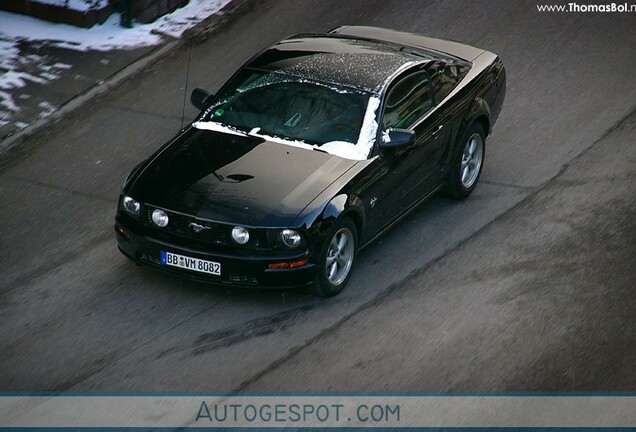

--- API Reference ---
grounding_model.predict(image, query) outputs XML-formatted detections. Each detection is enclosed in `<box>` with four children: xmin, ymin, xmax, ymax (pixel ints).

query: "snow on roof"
<box><xmin>252</xmin><ymin>36</ymin><xmax>425</xmax><ymax>93</ymax></box>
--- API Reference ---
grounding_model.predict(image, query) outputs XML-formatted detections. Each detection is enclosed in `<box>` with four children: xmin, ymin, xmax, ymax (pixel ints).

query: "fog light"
<box><xmin>232</xmin><ymin>226</ymin><xmax>250</xmax><ymax>244</ymax></box>
<box><xmin>152</xmin><ymin>209</ymin><xmax>169</xmax><ymax>227</ymax></box>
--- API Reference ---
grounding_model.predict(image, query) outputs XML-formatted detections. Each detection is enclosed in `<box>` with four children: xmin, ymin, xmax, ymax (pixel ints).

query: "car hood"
<box><xmin>128</xmin><ymin>127</ymin><xmax>358</xmax><ymax>226</ymax></box>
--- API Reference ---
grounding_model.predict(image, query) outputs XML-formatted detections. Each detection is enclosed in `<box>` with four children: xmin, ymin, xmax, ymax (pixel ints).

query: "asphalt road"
<box><xmin>0</xmin><ymin>0</ymin><xmax>634</xmax><ymax>391</ymax></box>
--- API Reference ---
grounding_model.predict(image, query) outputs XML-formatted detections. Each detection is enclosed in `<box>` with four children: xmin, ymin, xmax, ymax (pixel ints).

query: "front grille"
<box><xmin>144</xmin><ymin>205</ymin><xmax>269</xmax><ymax>249</ymax></box>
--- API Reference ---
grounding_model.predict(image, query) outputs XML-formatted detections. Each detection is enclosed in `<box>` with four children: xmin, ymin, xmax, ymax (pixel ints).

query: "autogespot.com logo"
<box><xmin>195</xmin><ymin>400</ymin><xmax>401</xmax><ymax>425</ymax></box>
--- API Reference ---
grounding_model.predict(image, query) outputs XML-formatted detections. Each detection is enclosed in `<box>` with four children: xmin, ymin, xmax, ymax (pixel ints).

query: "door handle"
<box><xmin>432</xmin><ymin>124</ymin><xmax>444</xmax><ymax>137</ymax></box>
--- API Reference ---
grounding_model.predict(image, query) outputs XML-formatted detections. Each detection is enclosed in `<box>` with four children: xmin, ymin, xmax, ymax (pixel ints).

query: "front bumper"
<box><xmin>115</xmin><ymin>217</ymin><xmax>316</xmax><ymax>289</ymax></box>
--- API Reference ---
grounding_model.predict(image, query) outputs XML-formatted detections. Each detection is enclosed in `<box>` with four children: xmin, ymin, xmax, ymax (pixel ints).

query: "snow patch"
<box><xmin>151</xmin><ymin>0</ymin><xmax>234</xmax><ymax>39</ymax></box>
<box><xmin>0</xmin><ymin>39</ymin><xmax>20</xmax><ymax>69</ymax></box>
<box><xmin>382</xmin><ymin>129</ymin><xmax>391</xmax><ymax>143</ymax></box>
<box><xmin>38</xmin><ymin>101</ymin><xmax>56</xmax><ymax>118</ymax></box>
<box><xmin>192</xmin><ymin>120</ymin><xmax>248</xmax><ymax>137</ymax></box>
<box><xmin>0</xmin><ymin>0</ymin><xmax>232</xmax><ymax>52</ymax></box>
<box><xmin>351</xmin><ymin>95</ymin><xmax>381</xmax><ymax>159</ymax></box>
<box><xmin>0</xmin><ymin>90</ymin><xmax>19</xmax><ymax>112</ymax></box>
<box><xmin>0</xmin><ymin>0</ymin><xmax>231</xmax><ymax>134</ymax></box>
<box><xmin>0</xmin><ymin>71</ymin><xmax>47</xmax><ymax>90</ymax></box>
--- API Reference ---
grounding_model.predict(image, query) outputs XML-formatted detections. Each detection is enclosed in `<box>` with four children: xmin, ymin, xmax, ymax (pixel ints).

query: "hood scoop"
<box><xmin>222</xmin><ymin>174</ymin><xmax>255</xmax><ymax>183</ymax></box>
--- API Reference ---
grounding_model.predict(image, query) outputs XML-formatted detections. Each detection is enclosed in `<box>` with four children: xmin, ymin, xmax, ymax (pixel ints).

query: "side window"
<box><xmin>429</xmin><ymin>62</ymin><xmax>467</xmax><ymax>103</ymax></box>
<box><xmin>382</xmin><ymin>71</ymin><xmax>433</xmax><ymax>130</ymax></box>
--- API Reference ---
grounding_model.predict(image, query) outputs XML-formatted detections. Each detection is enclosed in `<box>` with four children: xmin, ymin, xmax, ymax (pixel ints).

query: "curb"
<box><xmin>0</xmin><ymin>0</ymin><xmax>248</xmax><ymax>161</ymax></box>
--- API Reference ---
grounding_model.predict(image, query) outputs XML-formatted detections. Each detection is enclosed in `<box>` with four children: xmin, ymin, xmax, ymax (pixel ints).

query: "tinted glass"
<box><xmin>429</xmin><ymin>62</ymin><xmax>468</xmax><ymax>103</ymax></box>
<box><xmin>382</xmin><ymin>71</ymin><xmax>433</xmax><ymax>130</ymax></box>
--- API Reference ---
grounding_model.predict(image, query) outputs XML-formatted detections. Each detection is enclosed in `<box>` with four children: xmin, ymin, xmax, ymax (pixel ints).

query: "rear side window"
<box><xmin>382</xmin><ymin>70</ymin><xmax>433</xmax><ymax>130</ymax></box>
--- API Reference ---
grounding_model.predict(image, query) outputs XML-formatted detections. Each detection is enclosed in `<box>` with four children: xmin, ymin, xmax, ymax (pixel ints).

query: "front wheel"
<box><xmin>443</xmin><ymin>123</ymin><xmax>486</xmax><ymax>199</ymax></box>
<box><xmin>310</xmin><ymin>218</ymin><xmax>358</xmax><ymax>297</ymax></box>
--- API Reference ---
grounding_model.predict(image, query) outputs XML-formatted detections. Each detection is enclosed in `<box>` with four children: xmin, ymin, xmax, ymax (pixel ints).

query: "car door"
<box><xmin>373</xmin><ymin>68</ymin><xmax>451</xmax><ymax>221</ymax></box>
<box><xmin>407</xmin><ymin>97</ymin><xmax>452</xmax><ymax>197</ymax></box>
<box><xmin>419</xmin><ymin>60</ymin><xmax>470</xmax><ymax>183</ymax></box>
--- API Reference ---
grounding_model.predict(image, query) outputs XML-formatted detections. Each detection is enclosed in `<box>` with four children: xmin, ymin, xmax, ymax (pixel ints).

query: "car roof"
<box><xmin>246</xmin><ymin>34</ymin><xmax>432</xmax><ymax>93</ymax></box>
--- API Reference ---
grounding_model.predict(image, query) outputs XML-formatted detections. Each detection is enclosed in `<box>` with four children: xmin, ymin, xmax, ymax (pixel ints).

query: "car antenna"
<box><xmin>180</xmin><ymin>37</ymin><xmax>194</xmax><ymax>130</ymax></box>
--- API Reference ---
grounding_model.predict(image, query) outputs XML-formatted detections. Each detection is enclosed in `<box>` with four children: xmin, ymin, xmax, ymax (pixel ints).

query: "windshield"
<box><xmin>199</xmin><ymin>69</ymin><xmax>378</xmax><ymax>159</ymax></box>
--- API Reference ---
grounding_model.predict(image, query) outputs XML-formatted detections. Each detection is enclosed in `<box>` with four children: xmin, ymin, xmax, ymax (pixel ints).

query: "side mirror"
<box><xmin>190</xmin><ymin>88</ymin><xmax>214</xmax><ymax>111</ymax></box>
<box><xmin>379</xmin><ymin>128</ymin><xmax>416</xmax><ymax>149</ymax></box>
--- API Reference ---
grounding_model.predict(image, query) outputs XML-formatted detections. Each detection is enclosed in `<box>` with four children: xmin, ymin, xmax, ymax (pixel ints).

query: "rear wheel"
<box><xmin>443</xmin><ymin>123</ymin><xmax>485</xmax><ymax>199</ymax></box>
<box><xmin>311</xmin><ymin>218</ymin><xmax>357</xmax><ymax>297</ymax></box>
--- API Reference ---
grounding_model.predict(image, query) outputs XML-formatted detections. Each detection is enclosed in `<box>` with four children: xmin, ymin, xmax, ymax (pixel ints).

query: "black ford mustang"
<box><xmin>115</xmin><ymin>26</ymin><xmax>506</xmax><ymax>297</ymax></box>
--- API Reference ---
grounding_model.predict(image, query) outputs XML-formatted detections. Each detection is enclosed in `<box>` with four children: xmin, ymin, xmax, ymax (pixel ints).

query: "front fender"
<box><xmin>297</xmin><ymin>193</ymin><xmax>365</xmax><ymax>229</ymax></box>
<box><xmin>323</xmin><ymin>194</ymin><xmax>348</xmax><ymax>223</ymax></box>
<box><xmin>294</xmin><ymin>193</ymin><xmax>366</xmax><ymax>254</ymax></box>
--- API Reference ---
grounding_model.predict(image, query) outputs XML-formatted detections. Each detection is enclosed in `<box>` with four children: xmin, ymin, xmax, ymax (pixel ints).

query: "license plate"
<box><xmin>161</xmin><ymin>251</ymin><xmax>221</xmax><ymax>276</ymax></box>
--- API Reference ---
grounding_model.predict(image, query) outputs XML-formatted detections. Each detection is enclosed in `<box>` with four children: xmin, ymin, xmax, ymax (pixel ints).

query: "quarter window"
<box><xmin>429</xmin><ymin>62</ymin><xmax>468</xmax><ymax>103</ymax></box>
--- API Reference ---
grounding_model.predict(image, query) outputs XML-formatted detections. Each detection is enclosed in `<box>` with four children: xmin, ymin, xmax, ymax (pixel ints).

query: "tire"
<box><xmin>443</xmin><ymin>123</ymin><xmax>486</xmax><ymax>199</ymax></box>
<box><xmin>310</xmin><ymin>217</ymin><xmax>358</xmax><ymax>297</ymax></box>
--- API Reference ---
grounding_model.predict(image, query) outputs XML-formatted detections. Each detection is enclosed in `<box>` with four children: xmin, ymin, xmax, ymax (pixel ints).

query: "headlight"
<box><xmin>122</xmin><ymin>195</ymin><xmax>140</xmax><ymax>216</ymax></box>
<box><xmin>280</xmin><ymin>229</ymin><xmax>301</xmax><ymax>248</ymax></box>
<box><xmin>231</xmin><ymin>226</ymin><xmax>250</xmax><ymax>244</ymax></box>
<box><xmin>151</xmin><ymin>209</ymin><xmax>169</xmax><ymax>227</ymax></box>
